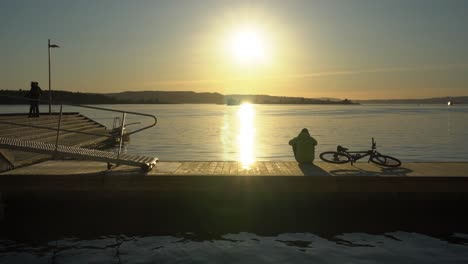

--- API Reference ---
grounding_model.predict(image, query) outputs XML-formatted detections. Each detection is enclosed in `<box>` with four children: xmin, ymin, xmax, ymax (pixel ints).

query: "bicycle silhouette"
<box><xmin>320</xmin><ymin>138</ymin><xmax>401</xmax><ymax>167</ymax></box>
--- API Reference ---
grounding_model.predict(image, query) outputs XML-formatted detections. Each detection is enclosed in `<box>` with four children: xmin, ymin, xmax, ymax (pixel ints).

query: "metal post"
<box><xmin>48</xmin><ymin>39</ymin><xmax>59</xmax><ymax>114</ymax></box>
<box><xmin>54</xmin><ymin>104</ymin><xmax>63</xmax><ymax>156</ymax></box>
<box><xmin>48</xmin><ymin>39</ymin><xmax>51</xmax><ymax>114</ymax></box>
<box><xmin>117</xmin><ymin>112</ymin><xmax>126</xmax><ymax>158</ymax></box>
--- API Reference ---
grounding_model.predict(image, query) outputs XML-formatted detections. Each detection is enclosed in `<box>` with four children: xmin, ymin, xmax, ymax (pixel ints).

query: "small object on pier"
<box><xmin>111</xmin><ymin>117</ymin><xmax>141</xmax><ymax>144</ymax></box>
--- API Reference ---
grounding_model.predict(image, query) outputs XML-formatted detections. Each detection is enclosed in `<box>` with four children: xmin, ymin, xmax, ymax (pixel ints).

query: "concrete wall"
<box><xmin>1</xmin><ymin>175</ymin><xmax>468</xmax><ymax>241</ymax></box>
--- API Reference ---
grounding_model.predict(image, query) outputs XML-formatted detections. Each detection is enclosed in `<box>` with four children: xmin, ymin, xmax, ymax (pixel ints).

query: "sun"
<box><xmin>229</xmin><ymin>28</ymin><xmax>268</xmax><ymax>65</ymax></box>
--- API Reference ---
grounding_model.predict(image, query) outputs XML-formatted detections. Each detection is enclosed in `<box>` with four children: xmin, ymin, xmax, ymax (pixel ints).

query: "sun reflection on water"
<box><xmin>237</xmin><ymin>103</ymin><xmax>256</xmax><ymax>169</ymax></box>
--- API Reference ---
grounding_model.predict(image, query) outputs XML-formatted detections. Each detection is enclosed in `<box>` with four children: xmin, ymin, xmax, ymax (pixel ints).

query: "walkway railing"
<box><xmin>0</xmin><ymin>95</ymin><xmax>158</xmax><ymax>158</ymax></box>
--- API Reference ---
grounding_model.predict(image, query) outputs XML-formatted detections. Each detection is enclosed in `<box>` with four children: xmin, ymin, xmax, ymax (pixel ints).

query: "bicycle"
<box><xmin>319</xmin><ymin>138</ymin><xmax>401</xmax><ymax>167</ymax></box>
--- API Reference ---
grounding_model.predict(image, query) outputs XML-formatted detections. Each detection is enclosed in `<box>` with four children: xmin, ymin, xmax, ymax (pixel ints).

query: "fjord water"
<box><xmin>50</xmin><ymin>103</ymin><xmax>468</xmax><ymax>162</ymax></box>
<box><xmin>1</xmin><ymin>104</ymin><xmax>468</xmax><ymax>263</ymax></box>
<box><xmin>2</xmin><ymin>104</ymin><xmax>467</xmax><ymax>162</ymax></box>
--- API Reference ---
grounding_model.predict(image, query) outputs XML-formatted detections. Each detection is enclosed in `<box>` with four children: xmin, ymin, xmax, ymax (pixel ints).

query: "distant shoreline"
<box><xmin>1</xmin><ymin>89</ymin><xmax>466</xmax><ymax>105</ymax></box>
<box><xmin>0</xmin><ymin>90</ymin><xmax>358</xmax><ymax>105</ymax></box>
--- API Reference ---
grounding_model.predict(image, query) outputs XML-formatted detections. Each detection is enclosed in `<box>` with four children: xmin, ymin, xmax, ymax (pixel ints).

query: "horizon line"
<box><xmin>1</xmin><ymin>89</ymin><xmax>467</xmax><ymax>101</ymax></box>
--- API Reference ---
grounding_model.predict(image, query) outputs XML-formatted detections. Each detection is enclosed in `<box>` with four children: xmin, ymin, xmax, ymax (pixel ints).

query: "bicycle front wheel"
<box><xmin>320</xmin><ymin>151</ymin><xmax>351</xmax><ymax>164</ymax></box>
<box><xmin>370</xmin><ymin>154</ymin><xmax>401</xmax><ymax>167</ymax></box>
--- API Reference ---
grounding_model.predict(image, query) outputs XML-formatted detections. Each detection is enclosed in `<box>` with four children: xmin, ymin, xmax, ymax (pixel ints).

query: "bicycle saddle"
<box><xmin>337</xmin><ymin>145</ymin><xmax>348</xmax><ymax>152</ymax></box>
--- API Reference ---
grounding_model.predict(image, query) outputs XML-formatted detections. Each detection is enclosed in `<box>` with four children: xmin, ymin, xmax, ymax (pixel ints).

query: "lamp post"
<box><xmin>48</xmin><ymin>39</ymin><xmax>60</xmax><ymax>114</ymax></box>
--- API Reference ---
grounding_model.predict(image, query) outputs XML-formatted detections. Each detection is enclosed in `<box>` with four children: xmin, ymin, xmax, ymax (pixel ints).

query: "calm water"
<box><xmin>2</xmin><ymin>103</ymin><xmax>467</xmax><ymax>163</ymax></box>
<box><xmin>2</xmin><ymin>104</ymin><xmax>468</xmax><ymax>263</ymax></box>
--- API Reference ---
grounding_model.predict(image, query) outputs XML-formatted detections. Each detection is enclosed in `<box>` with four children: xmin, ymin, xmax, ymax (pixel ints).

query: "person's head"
<box><xmin>301</xmin><ymin>128</ymin><xmax>310</xmax><ymax>136</ymax></box>
<box><xmin>31</xmin><ymin>81</ymin><xmax>38</xmax><ymax>87</ymax></box>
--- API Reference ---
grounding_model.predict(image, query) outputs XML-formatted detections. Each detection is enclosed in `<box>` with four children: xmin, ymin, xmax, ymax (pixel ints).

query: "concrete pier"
<box><xmin>3</xmin><ymin>160</ymin><xmax>468</xmax><ymax>177</ymax></box>
<box><xmin>3</xmin><ymin>160</ymin><xmax>468</xmax><ymax>193</ymax></box>
<box><xmin>1</xmin><ymin>161</ymin><xmax>468</xmax><ymax>240</ymax></box>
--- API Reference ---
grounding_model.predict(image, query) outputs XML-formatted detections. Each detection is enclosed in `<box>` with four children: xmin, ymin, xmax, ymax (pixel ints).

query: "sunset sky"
<box><xmin>1</xmin><ymin>0</ymin><xmax>468</xmax><ymax>99</ymax></box>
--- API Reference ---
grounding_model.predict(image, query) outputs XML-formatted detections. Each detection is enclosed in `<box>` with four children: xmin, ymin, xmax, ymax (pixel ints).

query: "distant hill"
<box><xmin>356</xmin><ymin>96</ymin><xmax>468</xmax><ymax>104</ymax></box>
<box><xmin>225</xmin><ymin>94</ymin><xmax>355</xmax><ymax>104</ymax></box>
<box><xmin>107</xmin><ymin>91</ymin><xmax>357</xmax><ymax>105</ymax></box>
<box><xmin>1</xmin><ymin>89</ymin><xmax>357</xmax><ymax>105</ymax></box>
<box><xmin>0</xmin><ymin>90</ymin><xmax>128</xmax><ymax>104</ymax></box>
<box><xmin>3</xmin><ymin>89</ymin><xmax>466</xmax><ymax>105</ymax></box>
<box><xmin>107</xmin><ymin>91</ymin><xmax>225</xmax><ymax>104</ymax></box>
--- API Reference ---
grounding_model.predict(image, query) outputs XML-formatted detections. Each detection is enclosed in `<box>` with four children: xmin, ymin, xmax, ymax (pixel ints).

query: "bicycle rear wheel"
<box><xmin>370</xmin><ymin>154</ymin><xmax>401</xmax><ymax>167</ymax></box>
<box><xmin>320</xmin><ymin>151</ymin><xmax>351</xmax><ymax>164</ymax></box>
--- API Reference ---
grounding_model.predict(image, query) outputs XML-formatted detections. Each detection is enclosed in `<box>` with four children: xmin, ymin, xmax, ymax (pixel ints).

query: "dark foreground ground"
<box><xmin>1</xmin><ymin>161</ymin><xmax>468</xmax><ymax>242</ymax></box>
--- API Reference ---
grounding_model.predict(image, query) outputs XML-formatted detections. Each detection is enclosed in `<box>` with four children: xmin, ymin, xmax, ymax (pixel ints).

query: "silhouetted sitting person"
<box><xmin>26</xmin><ymin>81</ymin><xmax>42</xmax><ymax>117</ymax></box>
<box><xmin>289</xmin><ymin>128</ymin><xmax>318</xmax><ymax>163</ymax></box>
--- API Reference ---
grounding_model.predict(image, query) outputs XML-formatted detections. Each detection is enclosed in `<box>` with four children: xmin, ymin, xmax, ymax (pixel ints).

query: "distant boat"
<box><xmin>226</xmin><ymin>98</ymin><xmax>241</xmax><ymax>106</ymax></box>
<box><xmin>448</xmin><ymin>101</ymin><xmax>453</xmax><ymax>106</ymax></box>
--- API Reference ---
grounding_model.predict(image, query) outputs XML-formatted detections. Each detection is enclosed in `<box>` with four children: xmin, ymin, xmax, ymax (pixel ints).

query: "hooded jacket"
<box><xmin>27</xmin><ymin>83</ymin><xmax>42</xmax><ymax>99</ymax></box>
<box><xmin>288</xmin><ymin>129</ymin><xmax>318</xmax><ymax>163</ymax></box>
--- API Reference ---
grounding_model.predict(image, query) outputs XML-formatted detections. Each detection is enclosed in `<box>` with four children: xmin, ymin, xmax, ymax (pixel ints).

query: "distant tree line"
<box><xmin>0</xmin><ymin>90</ymin><xmax>163</xmax><ymax>105</ymax></box>
<box><xmin>225</xmin><ymin>95</ymin><xmax>358</xmax><ymax>105</ymax></box>
<box><xmin>0</xmin><ymin>89</ymin><xmax>358</xmax><ymax>105</ymax></box>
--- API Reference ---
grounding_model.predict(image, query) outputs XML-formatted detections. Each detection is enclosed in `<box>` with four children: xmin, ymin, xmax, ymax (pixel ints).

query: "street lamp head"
<box><xmin>49</xmin><ymin>44</ymin><xmax>60</xmax><ymax>48</ymax></box>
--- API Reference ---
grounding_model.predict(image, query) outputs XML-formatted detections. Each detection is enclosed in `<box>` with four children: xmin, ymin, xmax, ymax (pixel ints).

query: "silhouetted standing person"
<box><xmin>26</xmin><ymin>81</ymin><xmax>42</xmax><ymax>117</ymax></box>
<box><xmin>289</xmin><ymin>128</ymin><xmax>318</xmax><ymax>163</ymax></box>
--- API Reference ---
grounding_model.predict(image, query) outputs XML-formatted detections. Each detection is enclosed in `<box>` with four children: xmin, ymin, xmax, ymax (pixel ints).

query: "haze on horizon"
<box><xmin>1</xmin><ymin>0</ymin><xmax>467</xmax><ymax>100</ymax></box>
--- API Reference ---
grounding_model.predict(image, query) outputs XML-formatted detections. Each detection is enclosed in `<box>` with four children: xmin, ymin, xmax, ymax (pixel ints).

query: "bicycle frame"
<box><xmin>339</xmin><ymin>150</ymin><xmax>373</xmax><ymax>164</ymax></box>
<box><xmin>337</xmin><ymin>138</ymin><xmax>379</xmax><ymax>164</ymax></box>
<box><xmin>320</xmin><ymin>137</ymin><xmax>401</xmax><ymax>167</ymax></box>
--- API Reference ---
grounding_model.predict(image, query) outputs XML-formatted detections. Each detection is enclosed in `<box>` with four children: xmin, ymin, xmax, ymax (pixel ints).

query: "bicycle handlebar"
<box><xmin>337</xmin><ymin>145</ymin><xmax>348</xmax><ymax>152</ymax></box>
<box><xmin>337</xmin><ymin>138</ymin><xmax>377</xmax><ymax>152</ymax></box>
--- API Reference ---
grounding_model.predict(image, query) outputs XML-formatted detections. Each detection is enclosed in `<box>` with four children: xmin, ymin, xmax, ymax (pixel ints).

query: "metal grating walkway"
<box><xmin>0</xmin><ymin>137</ymin><xmax>158</xmax><ymax>171</ymax></box>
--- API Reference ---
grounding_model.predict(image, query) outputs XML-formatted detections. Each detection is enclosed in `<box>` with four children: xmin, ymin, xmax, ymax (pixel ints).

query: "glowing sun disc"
<box><xmin>230</xmin><ymin>29</ymin><xmax>266</xmax><ymax>64</ymax></box>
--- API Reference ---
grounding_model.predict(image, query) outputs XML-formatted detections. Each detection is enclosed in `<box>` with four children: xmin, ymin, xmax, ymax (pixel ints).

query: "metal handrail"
<box><xmin>68</xmin><ymin>103</ymin><xmax>157</xmax><ymax>136</ymax></box>
<box><xmin>0</xmin><ymin>94</ymin><xmax>158</xmax><ymax>156</ymax></box>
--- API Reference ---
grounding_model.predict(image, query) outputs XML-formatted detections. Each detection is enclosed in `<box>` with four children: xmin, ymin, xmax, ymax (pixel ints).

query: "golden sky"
<box><xmin>1</xmin><ymin>1</ymin><xmax>468</xmax><ymax>99</ymax></box>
